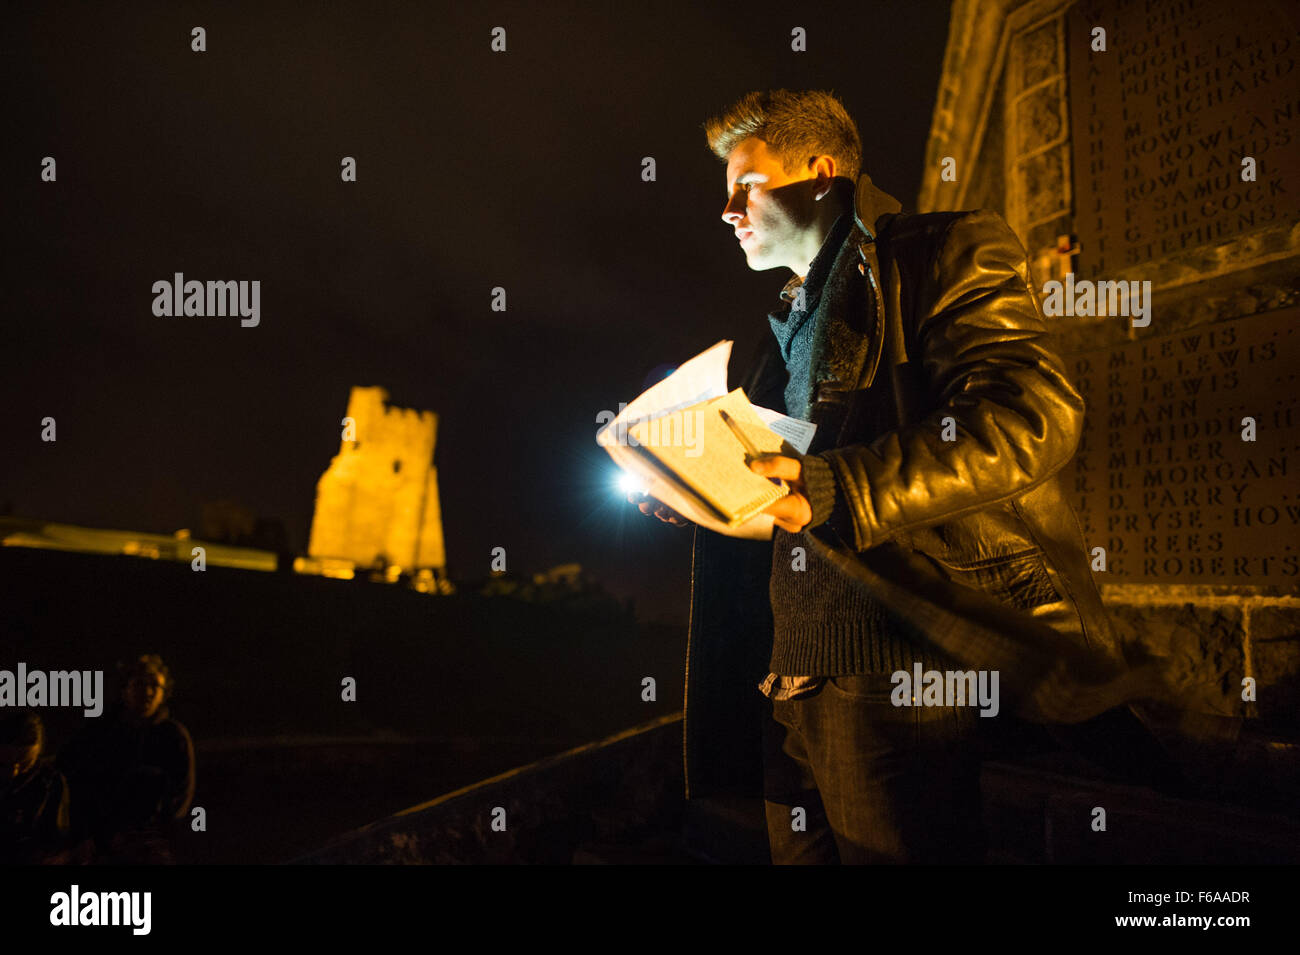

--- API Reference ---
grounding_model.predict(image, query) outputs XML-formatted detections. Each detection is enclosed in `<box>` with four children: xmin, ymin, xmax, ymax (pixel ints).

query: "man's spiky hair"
<box><xmin>703</xmin><ymin>89</ymin><xmax>862</xmax><ymax>182</ymax></box>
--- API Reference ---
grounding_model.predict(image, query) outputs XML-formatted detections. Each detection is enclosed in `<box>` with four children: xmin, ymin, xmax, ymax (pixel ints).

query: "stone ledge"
<box><xmin>293</xmin><ymin>713</ymin><xmax>684</xmax><ymax>864</ymax></box>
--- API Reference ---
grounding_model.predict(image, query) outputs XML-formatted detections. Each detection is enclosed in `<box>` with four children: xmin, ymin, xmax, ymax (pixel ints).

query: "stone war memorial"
<box><xmin>919</xmin><ymin>0</ymin><xmax>1299</xmax><ymax>803</ymax></box>
<box><xmin>307</xmin><ymin>386</ymin><xmax>449</xmax><ymax>589</ymax></box>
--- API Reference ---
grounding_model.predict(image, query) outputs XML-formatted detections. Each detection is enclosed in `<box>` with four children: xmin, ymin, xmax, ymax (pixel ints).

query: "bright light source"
<box><xmin>617</xmin><ymin>472</ymin><xmax>647</xmax><ymax>496</ymax></box>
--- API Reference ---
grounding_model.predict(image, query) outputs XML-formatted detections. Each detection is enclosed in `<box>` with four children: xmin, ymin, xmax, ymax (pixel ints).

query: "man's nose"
<box><xmin>721</xmin><ymin>196</ymin><xmax>746</xmax><ymax>225</ymax></box>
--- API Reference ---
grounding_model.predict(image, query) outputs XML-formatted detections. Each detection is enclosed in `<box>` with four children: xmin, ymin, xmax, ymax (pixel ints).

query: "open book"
<box><xmin>598</xmin><ymin>340</ymin><xmax>817</xmax><ymax>540</ymax></box>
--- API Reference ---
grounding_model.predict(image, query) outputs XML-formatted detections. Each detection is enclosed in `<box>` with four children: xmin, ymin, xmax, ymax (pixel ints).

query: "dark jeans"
<box><xmin>762</xmin><ymin>673</ymin><xmax>987</xmax><ymax>864</ymax></box>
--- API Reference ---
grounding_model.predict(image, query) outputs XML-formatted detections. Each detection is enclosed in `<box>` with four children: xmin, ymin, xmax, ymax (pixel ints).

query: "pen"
<box><xmin>719</xmin><ymin>408</ymin><xmax>786</xmax><ymax>491</ymax></box>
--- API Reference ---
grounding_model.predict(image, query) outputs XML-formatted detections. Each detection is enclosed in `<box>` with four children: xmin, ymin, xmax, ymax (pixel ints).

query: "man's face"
<box><xmin>124</xmin><ymin>671</ymin><xmax>166</xmax><ymax>719</ymax></box>
<box><xmin>720</xmin><ymin>136</ymin><xmax>823</xmax><ymax>273</ymax></box>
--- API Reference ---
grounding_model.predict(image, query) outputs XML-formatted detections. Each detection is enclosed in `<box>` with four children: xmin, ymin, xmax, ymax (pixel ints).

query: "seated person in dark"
<box><xmin>57</xmin><ymin>655</ymin><xmax>195</xmax><ymax>854</ymax></box>
<box><xmin>1</xmin><ymin>709</ymin><xmax>70</xmax><ymax>864</ymax></box>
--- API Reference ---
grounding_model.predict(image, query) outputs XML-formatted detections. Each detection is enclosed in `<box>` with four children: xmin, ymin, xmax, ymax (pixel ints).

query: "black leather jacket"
<box><xmin>682</xmin><ymin>174</ymin><xmax>1153</xmax><ymax>800</ymax></box>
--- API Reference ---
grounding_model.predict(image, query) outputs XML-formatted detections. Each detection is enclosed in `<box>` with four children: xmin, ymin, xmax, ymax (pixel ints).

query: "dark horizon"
<box><xmin>3</xmin><ymin>0</ymin><xmax>951</xmax><ymax>624</ymax></box>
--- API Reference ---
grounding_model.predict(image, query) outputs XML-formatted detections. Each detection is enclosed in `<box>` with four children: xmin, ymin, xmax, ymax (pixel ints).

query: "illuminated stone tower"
<box><xmin>307</xmin><ymin>387</ymin><xmax>447</xmax><ymax>578</ymax></box>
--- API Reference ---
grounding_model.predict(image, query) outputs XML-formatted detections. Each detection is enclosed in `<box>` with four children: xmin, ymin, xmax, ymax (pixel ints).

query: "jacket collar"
<box><xmin>806</xmin><ymin>172</ymin><xmax>902</xmax><ymax>403</ymax></box>
<box><xmin>852</xmin><ymin>171</ymin><xmax>902</xmax><ymax>240</ymax></box>
<box><xmin>752</xmin><ymin>174</ymin><xmax>903</xmax><ymax>422</ymax></box>
<box><xmin>777</xmin><ymin>171</ymin><xmax>899</xmax><ymax>306</ymax></box>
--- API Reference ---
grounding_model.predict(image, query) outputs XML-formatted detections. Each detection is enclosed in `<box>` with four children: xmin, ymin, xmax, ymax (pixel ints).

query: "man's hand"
<box><xmin>627</xmin><ymin>490</ymin><xmax>691</xmax><ymax>527</ymax></box>
<box><xmin>749</xmin><ymin>453</ymin><xmax>812</xmax><ymax>533</ymax></box>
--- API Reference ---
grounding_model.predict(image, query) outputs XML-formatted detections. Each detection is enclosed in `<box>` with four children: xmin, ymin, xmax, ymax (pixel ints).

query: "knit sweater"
<box><xmin>765</xmin><ymin>212</ymin><xmax>944</xmax><ymax>677</ymax></box>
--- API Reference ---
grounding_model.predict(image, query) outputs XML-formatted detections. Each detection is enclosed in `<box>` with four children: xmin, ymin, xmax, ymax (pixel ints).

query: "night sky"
<box><xmin>4</xmin><ymin>0</ymin><xmax>950</xmax><ymax>625</ymax></box>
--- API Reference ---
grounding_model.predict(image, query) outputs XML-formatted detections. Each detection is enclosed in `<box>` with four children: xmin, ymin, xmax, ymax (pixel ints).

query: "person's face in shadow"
<box><xmin>123</xmin><ymin>671</ymin><xmax>167</xmax><ymax>719</ymax></box>
<box><xmin>720</xmin><ymin>136</ymin><xmax>837</xmax><ymax>274</ymax></box>
<box><xmin>1</xmin><ymin>744</ymin><xmax>40</xmax><ymax>780</ymax></box>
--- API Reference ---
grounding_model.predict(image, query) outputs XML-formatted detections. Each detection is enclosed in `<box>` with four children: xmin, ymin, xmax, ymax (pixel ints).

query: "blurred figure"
<box><xmin>0</xmin><ymin>709</ymin><xmax>70</xmax><ymax>864</ymax></box>
<box><xmin>58</xmin><ymin>654</ymin><xmax>195</xmax><ymax>862</ymax></box>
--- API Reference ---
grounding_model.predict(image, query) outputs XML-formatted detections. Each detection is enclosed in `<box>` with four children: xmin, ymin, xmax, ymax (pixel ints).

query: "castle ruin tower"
<box><xmin>307</xmin><ymin>387</ymin><xmax>447</xmax><ymax>580</ymax></box>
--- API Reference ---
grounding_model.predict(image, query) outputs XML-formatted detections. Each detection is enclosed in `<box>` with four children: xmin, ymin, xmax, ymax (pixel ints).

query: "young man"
<box><xmin>58</xmin><ymin>654</ymin><xmax>195</xmax><ymax>860</ymax></box>
<box><xmin>633</xmin><ymin>89</ymin><xmax>1143</xmax><ymax>863</ymax></box>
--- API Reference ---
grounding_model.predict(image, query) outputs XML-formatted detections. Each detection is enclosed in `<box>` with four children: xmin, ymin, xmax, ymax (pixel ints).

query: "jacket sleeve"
<box><xmin>814</xmin><ymin>209</ymin><xmax>1085</xmax><ymax>551</ymax></box>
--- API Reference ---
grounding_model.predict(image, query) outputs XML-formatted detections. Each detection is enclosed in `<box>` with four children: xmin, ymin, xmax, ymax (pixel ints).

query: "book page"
<box><xmin>752</xmin><ymin>406</ymin><xmax>817</xmax><ymax>454</ymax></box>
<box><xmin>605</xmin><ymin>436</ymin><xmax>776</xmax><ymax>539</ymax></box>
<box><xmin>627</xmin><ymin>388</ymin><xmax>788</xmax><ymax>525</ymax></box>
<box><xmin>599</xmin><ymin>339</ymin><xmax>780</xmax><ymax>540</ymax></box>
<box><xmin>596</xmin><ymin>340</ymin><xmax>732</xmax><ymax>449</ymax></box>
